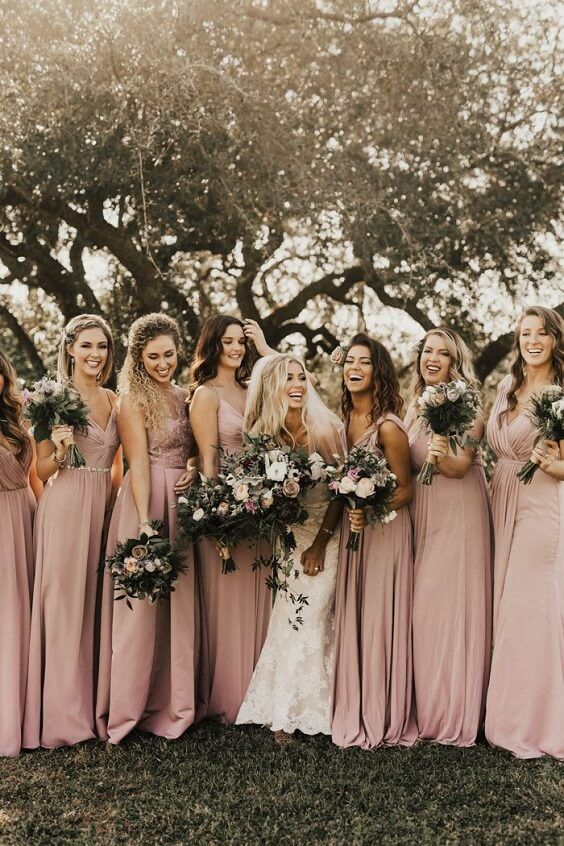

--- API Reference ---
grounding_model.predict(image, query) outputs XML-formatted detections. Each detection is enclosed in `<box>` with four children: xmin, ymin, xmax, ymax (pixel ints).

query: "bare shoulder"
<box><xmin>190</xmin><ymin>384</ymin><xmax>219</xmax><ymax>413</ymax></box>
<box><xmin>379</xmin><ymin>418</ymin><xmax>408</xmax><ymax>445</ymax></box>
<box><xmin>117</xmin><ymin>393</ymin><xmax>142</xmax><ymax>421</ymax></box>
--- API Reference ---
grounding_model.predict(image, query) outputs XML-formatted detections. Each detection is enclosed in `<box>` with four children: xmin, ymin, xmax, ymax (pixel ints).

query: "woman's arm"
<box><xmin>189</xmin><ymin>386</ymin><xmax>220</xmax><ymax>479</ymax></box>
<box><xmin>118</xmin><ymin>395</ymin><xmax>152</xmax><ymax>534</ymax></box>
<box><xmin>27</xmin><ymin>437</ymin><xmax>43</xmax><ymax>500</ymax></box>
<box><xmin>35</xmin><ymin>424</ymin><xmax>74</xmax><ymax>482</ymax></box>
<box><xmin>379</xmin><ymin>420</ymin><xmax>413</xmax><ymax>509</ymax></box>
<box><xmin>531</xmin><ymin>439</ymin><xmax>564</xmax><ymax>482</ymax></box>
<box><xmin>301</xmin><ymin>500</ymin><xmax>344</xmax><ymax>576</ymax></box>
<box><xmin>430</xmin><ymin>417</ymin><xmax>484</xmax><ymax>480</ymax></box>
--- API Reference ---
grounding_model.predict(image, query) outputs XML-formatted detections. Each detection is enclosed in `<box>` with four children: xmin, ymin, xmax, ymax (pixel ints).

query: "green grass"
<box><xmin>0</xmin><ymin>723</ymin><xmax>562</xmax><ymax>845</ymax></box>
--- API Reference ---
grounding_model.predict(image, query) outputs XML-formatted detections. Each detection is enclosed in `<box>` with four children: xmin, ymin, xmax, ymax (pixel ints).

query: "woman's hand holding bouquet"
<box><xmin>327</xmin><ymin>446</ymin><xmax>397</xmax><ymax>551</ymax></box>
<box><xmin>416</xmin><ymin>380</ymin><xmax>480</xmax><ymax>485</ymax></box>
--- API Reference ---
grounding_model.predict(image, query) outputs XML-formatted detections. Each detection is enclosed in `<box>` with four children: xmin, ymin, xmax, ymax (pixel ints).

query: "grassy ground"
<box><xmin>0</xmin><ymin>722</ymin><xmax>562</xmax><ymax>846</ymax></box>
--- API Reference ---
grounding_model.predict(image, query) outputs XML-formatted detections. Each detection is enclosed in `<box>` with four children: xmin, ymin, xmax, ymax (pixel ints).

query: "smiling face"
<box><xmin>285</xmin><ymin>360</ymin><xmax>308</xmax><ymax>409</ymax></box>
<box><xmin>219</xmin><ymin>323</ymin><xmax>247</xmax><ymax>371</ymax></box>
<box><xmin>519</xmin><ymin>314</ymin><xmax>554</xmax><ymax>369</ymax></box>
<box><xmin>343</xmin><ymin>344</ymin><xmax>374</xmax><ymax>395</ymax></box>
<box><xmin>420</xmin><ymin>333</ymin><xmax>452</xmax><ymax>385</ymax></box>
<box><xmin>67</xmin><ymin>328</ymin><xmax>109</xmax><ymax>381</ymax></box>
<box><xmin>141</xmin><ymin>334</ymin><xmax>178</xmax><ymax>384</ymax></box>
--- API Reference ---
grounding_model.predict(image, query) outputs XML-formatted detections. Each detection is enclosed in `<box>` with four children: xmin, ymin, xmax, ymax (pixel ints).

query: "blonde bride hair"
<box><xmin>244</xmin><ymin>354</ymin><xmax>310</xmax><ymax>447</ymax></box>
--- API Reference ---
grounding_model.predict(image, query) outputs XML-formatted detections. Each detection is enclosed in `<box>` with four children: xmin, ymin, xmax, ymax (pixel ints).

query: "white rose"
<box><xmin>551</xmin><ymin>397</ymin><xmax>564</xmax><ymax>415</ymax></box>
<box><xmin>308</xmin><ymin>453</ymin><xmax>326</xmax><ymax>481</ymax></box>
<box><xmin>266</xmin><ymin>461</ymin><xmax>287</xmax><ymax>482</ymax></box>
<box><xmin>338</xmin><ymin>476</ymin><xmax>356</xmax><ymax>495</ymax></box>
<box><xmin>233</xmin><ymin>482</ymin><xmax>249</xmax><ymax>501</ymax></box>
<box><xmin>193</xmin><ymin>508</ymin><xmax>205</xmax><ymax>522</ymax></box>
<box><xmin>144</xmin><ymin>561</ymin><xmax>156</xmax><ymax>573</ymax></box>
<box><xmin>446</xmin><ymin>386</ymin><xmax>461</xmax><ymax>402</ymax></box>
<box><xmin>177</xmin><ymin>496</ymin><xmax>188</xmax><ymax>505</ymax></box>
<box><xmin>260</xmin><ymin>491</ymin><xmax>274</xmax><ymax>508</ymax></box>
<box><xmin>355</xmin><ymin>477</ymin><xmax>375</xmax><ymax>498</ymax></box>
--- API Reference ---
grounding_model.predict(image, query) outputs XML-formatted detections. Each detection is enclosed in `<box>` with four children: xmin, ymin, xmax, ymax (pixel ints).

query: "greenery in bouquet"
<box><xmin>23</xmin><ymin>376</ymin><xmax>89</xmax><ymax>467</ymax></box>
<box><xmin>177</xmin><ymin>434</ymin><xmax>324</xmax><ymax>625</ymax></box>
<box><xmin>516</xmin><ymin>385</ymin><xmax>564</xmax><ymax>484</ymax></box>
<box><xmin>327</xmin><ymin>446</ymin><xmax>397</xmax><ymax>552</ymax></box>
<box><xmin>416</xmin><ymin>379</ymin><xmax>481</xmax><ymax>485</ymax></box>
<box><xmin>103</xmin><ymin>522</ymin><xmax>187</xmax><ymax>608</ymax></box>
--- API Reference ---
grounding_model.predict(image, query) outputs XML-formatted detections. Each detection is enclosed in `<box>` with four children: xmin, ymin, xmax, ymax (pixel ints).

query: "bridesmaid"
<box><xmin>24</xmin><ymin>314</ymin><xmax>122</xmax><ymax>749</ymax></box>
<box><xmin>190</xmin><ymin>315</ymin><xmax>271</xmax><ymax>724</ymax></box>
<box><xmin>96</xmin><ymin>313</ymin><xmax>198</xmax><ymax>743</ymax></box>
<box><xmin>332</xmin><ymin>334</ymin><xmax>417</xmax><ymax>749</ymax></box>
<box><xmin>405</xmin><ymin>327</ymin><xmax>493</xmax><ymax>747</ymax></box>
<box><xmin>0</xmin><ymin>352</ymin><xmax>41</xmax><ymax>757</ymax></box>
<box><xmin>485</xmin><ymin>305</ymin><xmax>564</xmax><ymax>759</ymax></box>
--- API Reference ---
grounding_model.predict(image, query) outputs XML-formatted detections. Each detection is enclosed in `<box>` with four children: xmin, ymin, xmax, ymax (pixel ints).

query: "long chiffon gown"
<box><xmin>485</xmin><ymin>375</ymin><xmax>564</xmax><ymax>759</ymax></box>
<box><xmin>197</xmin><ymin>395</ymin><xmax>271</xmax><ymax>725</ymax></box>
<box><xmin>96</xmin><ymin>386</ymin><xmax>198</xmax><ymax>743</ymax></box>
<box><xmin>405</xmin><ymin>405</ymin><xmax>493</xmax><ymax>746</ymax></box>
<box><xmin>24</xmin><ymin>404</ymin><xmax>120</xmax><ymax>748</ymax></box>
<box><xmin>332</xmin><ymin>415</ymin><xmax>417</xmax><ymax>749</ymax></box>
<box><xmin>0</xmin><ymin>442</ymin><xmax>36</xmax><ymax>757</ymax></box>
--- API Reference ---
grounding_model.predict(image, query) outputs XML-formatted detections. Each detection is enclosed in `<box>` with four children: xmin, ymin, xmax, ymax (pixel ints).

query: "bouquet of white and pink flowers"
<box><xmin>23</xmin><ymin>376</ymin><xmax>89</xmax><ymax>467</ymax></box>
<box><xmin>416</xmin><ymin>379</ymin><xmax>481</xmax><ymax>485</ymax></box>
<box><xmin>516</xmin><ymin>385</ymin><xmax>564</xmax><ymax>484</ymax></box>
<box><xmin>177</xmin><ymin>435</ymin><xmax>322</xmax><ymax>625</ymax></box>
<box><xmin>327</xmin><ymin>446</ymin><xmax>397</xmax><ymax>551</ymax></box>
<box><xmin>104</xmin><ymin>522</ymin><xmax>187</xmax><ymax>608</ymax></box>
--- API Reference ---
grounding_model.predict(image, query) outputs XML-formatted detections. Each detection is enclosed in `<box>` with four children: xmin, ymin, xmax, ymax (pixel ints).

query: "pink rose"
<box><xmin>282</xmin><ymin>478</ymin><xmax>300</xmax><ymax>498</ymax></box>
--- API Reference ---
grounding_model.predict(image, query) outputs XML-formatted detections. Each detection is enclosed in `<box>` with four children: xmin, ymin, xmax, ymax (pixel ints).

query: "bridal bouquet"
<box><xmin>104</xmin><ymin>522</ymin><xmax>186</xmax><ymax>608</ymax></box>
<box><xmin>177</xmin><ymin>435</ymin><xmax>319</xmax><ymax>569</ymax></box>
<box><xmin>327</xmin><ymin>446</ymin><xmax>397</xmax><ymax>551</ymax></box>
<box><xmin>416</xmin><ymin>379</ymin><xmax>480</xmax><ymax>485</ymax></box>
<box><xmin>516</xmin><ymin>385</ymin><xmax>564</xmax><ymax>484</ymax></box>
<box><xmin>177</xmin><ymin>435</ymin><xmax>322</xmax><ymax>625</ymax></box>
<box><xmin>23</xmin><ymin>376</ymin><xmax>89</xmax><ymax>467</ymax></box>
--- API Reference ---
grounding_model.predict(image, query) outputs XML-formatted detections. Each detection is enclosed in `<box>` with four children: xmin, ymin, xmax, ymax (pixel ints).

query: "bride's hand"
<box><xmin>301</xmin><ymin>541</ymin><xmax>325</xmax><ymax>577</ymax></box>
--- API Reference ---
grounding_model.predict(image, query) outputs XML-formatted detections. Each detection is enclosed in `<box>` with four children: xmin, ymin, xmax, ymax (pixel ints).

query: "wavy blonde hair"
<box><xmin>244</xmin><ymin>354</ymin><xmax>310</xmax><ymax>447</ymax></box>
<box><xmin>57</xmin><ymin>314</ymin><xmax>114</xmax><ymax>385</ymax></box>
<box><xmin>118</xmin><ymin>313</ymin><xmax>181</xmax><ymax>431</ymax></box>
<box><xmin>410</xmin><ymin>328</ymin><xmax>480</xmax><ymax>401</ymax></box>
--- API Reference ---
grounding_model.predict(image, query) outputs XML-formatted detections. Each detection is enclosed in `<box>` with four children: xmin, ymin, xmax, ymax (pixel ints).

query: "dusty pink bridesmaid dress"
<box><xmin>332</xmin><ymin>415</ymin><xmax>417</xmax><ymax>749</ymax></box>
<box><xmin>406</xmin><ymin>405</ymin><xmax>493</xmax><ymax>746</ymax></box>
<box><xmin>96</xmin><ymin>386</ymin><xmax>198</xmax><ymax>744</ymax></box>
<box><xmin>23</xmin><ymin>405</ymin><xmax>120</xmax><ymax>749</ymax></box>
<box><xmin>197</xmin><ymin>395</ymin><xmax>271</xmax><ymax>724</ymax></box>
<box><xmin>485</xmin><ymin>375</ymin><xmax>564</xmax><ymax>759</ymax></box>
<box><xmin>0</xmin><ymin>442</ymin><xmax>35</xmax><ymax>757</ymax></box>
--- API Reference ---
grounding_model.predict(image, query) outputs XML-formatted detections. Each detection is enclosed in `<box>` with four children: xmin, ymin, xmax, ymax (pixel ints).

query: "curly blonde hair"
<box><xmin>57</xmin><ymin>313</ymin><xmax>114</xmax><ymax>385</ymax></box>
<box><xmin>410</xmin><ymin>328</ymin><xmax>480</xmax><ymax>401</ymax></box>
<box><xmin>118</xmin><ymin>313</ymin><xmax>181</xmax><ymax>431</ymax></box>
<box><xmin>244</xmin><ymin>354</ymin><xmax>310</xmax><ymax>447</ymax></box>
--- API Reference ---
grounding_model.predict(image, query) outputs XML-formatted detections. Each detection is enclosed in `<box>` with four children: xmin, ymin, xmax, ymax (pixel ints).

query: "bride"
<box><xmin>236</xmin><ymin>353</ymin><xmax>344</xmax><ymax>742</ymax></box>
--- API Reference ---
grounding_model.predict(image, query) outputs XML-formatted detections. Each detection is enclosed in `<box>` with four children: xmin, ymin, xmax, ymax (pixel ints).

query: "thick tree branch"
<box><xmin>366</xmin><ymin>275</ymin><xmax>436</xmax><ymax>332</ymax></box>
<box><xmin>242</xmin><ymin>1</ymin><xmax>419</xmax><ymax>26</ymax></box>
<box><xmin>0</xmin><ymin>302</ymin><xmax>46</xmax><ymax>376</ymax></box>
<box><xmin>269</xmin><ymin>320</ymin><xmax>339</xmax><ymax>357</ymax></box>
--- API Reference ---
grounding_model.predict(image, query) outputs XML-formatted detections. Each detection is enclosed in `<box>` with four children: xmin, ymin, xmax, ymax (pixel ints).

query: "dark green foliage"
<box><xmin>0</xmin><ymin>724</ymin><xmax>562</xmax><ymax>844</ymax></box>
<box><xmin>104</xmin><ymin>523</ymin><xmax>187</xmax><ymax>607</ymax></box>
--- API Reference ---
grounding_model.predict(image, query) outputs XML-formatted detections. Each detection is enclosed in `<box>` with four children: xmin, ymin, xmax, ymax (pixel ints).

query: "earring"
<box><xmin>70</xmin><ymin>357</ymin><xmax>75</xmax><ymax>377</ymax></box>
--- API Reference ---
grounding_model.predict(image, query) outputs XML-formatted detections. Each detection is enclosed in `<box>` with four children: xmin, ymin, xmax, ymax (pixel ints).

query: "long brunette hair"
<box><xmin>0</xmin><ymin>351</ymin><xmax>29</xmax><ymax>460</ymax></box>
<box><xmin>341</xmin><ymin>333</ymin><xmax>403</xmax><ymax>422</ymax></box>
<box><xmin>501</xmin><ymin>306</ymin><xmax>564</xmax><ymax>422</ymax></box>
<box><xmin>190</xmin><ymin>315</ymin><xmax>253</xmax><ymax>392</ymax></box>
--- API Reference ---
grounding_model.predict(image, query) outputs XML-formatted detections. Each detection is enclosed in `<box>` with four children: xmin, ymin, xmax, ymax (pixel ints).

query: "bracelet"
<box><xmin>320</xmin><ymin>527</ymin><xmax>333</xmax><ymax>537</ymax></box>
<box><xmin>51</xmin><ymin>451</ymin><xmax>65</xmax><ymax>466</ymax></box>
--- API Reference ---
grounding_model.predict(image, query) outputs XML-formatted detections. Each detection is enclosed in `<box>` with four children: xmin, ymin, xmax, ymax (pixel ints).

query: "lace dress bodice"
<box><xmin>147</xmin><ymin>386</ymin><xmax>192</xmax><ymax>469</ymax></box>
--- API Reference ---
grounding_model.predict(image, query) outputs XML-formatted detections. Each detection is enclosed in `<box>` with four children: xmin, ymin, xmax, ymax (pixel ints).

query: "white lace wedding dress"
<box><xmin>236</xmin><ymin>481</ymin><xmax>340</xmax><ymax>735</ymax></box>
